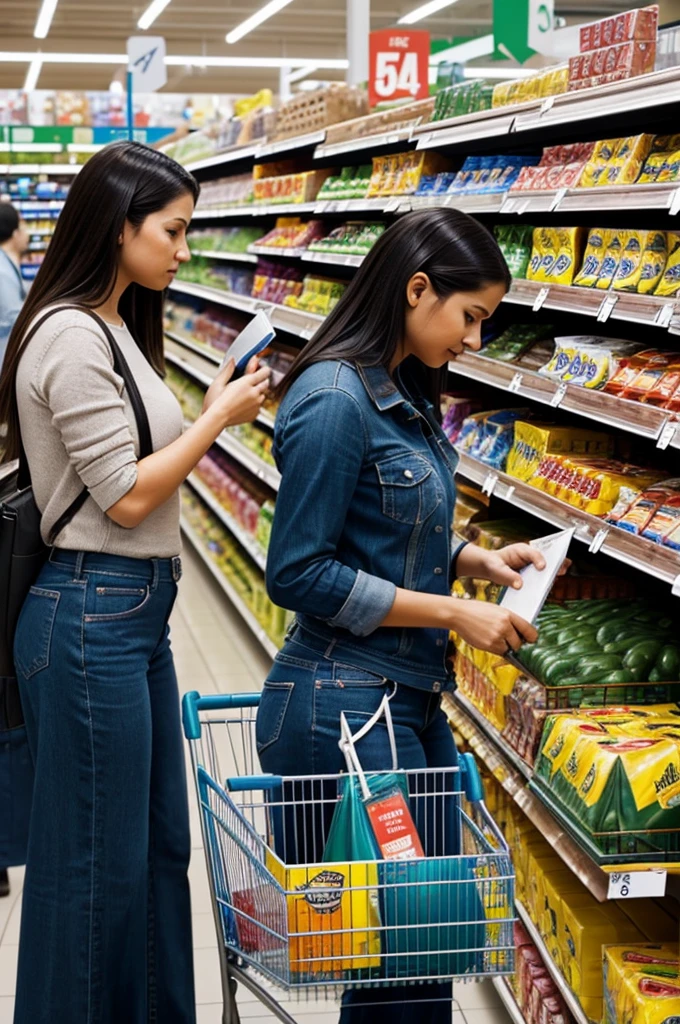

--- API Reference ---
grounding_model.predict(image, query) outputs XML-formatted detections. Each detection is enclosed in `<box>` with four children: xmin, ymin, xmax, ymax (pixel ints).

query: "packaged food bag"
<box><xmin>613</xmin><ymin>230</ymin><xmax>667</xmax><ymax>293</ymax></box>
<box><xmin>574</xmin><ymin>228</ymin><xmax>611</xmax><ymax>288</ymax></box>
<box><xmin>655</xmin><ymin>232</ymin><xmax>680</xmax><ymax>296</ymax></box>
<box><xmin>597</xmin><ymin>229</ymin><xmax>630</xmax><ymax>289</ymax></box>
<box><xmin>604</xmin><ymin>944</ymin><xmax>680</xmax><ymax>1024</ymax></box>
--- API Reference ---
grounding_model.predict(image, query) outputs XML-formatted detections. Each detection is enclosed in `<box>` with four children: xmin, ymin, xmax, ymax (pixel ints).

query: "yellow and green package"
<box><xmin>367</xmin><ymin>155</ymin><xmax>392</xmax><ymax>198</ymax></box>
<box><xmin>574</xmin><ymin>228</ymin><xmax>611</xmax><ymax>288</ymax></box>
<box><xmin>507</xmin><ymin>421</ymin><xmax>613</xmax><ymax>483</ymax></box>
<box><xmin>552</xmin><ymin>226</ymin><xmax>585</xmax><ymax>285</ymax></box>
<box><xmin>605</xmin><ymin>134</ymin><xmax>654</xmax><ymax>186</ymax></box>
<box><xmin>526</xmin><ymin>227</ymin><xmax>558</xmax><ymax>283</ymax></box>
<box><xmin>581</xmin><ymin>138</ymin><xmax>625</xmax><ymax>188</ymax></box>
<box><xmin>639</xmin><ymin>152</ymin><xmax>669</xmax><ymax>184</ymax></box>
<box><xmin>656</xmin><ymin>232</ymin><xmax>680</xmax><ymax>297</ymax></box>
<box><xmin>541</xmin><ymin>869</ymin><xmax>588</xmax><ymax>969</ymax></box>
<box><xmin>613</xmin><ymin>230</ymin><xmax>667</xmax><ymax>293</ymax></box>
<box><xmin>560</xmin><ymin>899</ymin><xmax>644</xmax><ymax>1004</ymax></box>
<box><xmin>264</xmin><ymin>851</ymin><xmax>381</xmax><ymax>975</ymax></box>
<box><xmin>597</xmin><ymin>229</ymin><xmax>630</xmax><ymax>290</ymax></box>
<box><xmin>604</xmin><ymin>945</ymin><xmax>680</xmax><ymax>1024</ymax></box>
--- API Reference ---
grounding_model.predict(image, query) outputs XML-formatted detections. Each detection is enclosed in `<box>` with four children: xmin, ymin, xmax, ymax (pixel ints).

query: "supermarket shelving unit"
<box><xmin>165</xmin><ymin>64</ymin><xmax>680</xmax><ymax>1024</ymax></box>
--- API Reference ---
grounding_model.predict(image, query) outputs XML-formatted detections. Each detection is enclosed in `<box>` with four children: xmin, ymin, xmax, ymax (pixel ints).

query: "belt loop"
<box><xmin>73</xmin><ymin>551</ymin><xmax>85</xmax><ymax>581</ymax></box>
<box><xmin>151</xmin><ymin>559</ymin><xmax>159</xmax><ymax>591</ymax></box>
<box><xmin>324</xmin><ymin>639</ymin><xmax>337</xmax><ymax>659</ymax></box>
<box><xmin>172</xmin><ymin>556</ymin><xmax>182</xmax><ymax>582</ymax></box>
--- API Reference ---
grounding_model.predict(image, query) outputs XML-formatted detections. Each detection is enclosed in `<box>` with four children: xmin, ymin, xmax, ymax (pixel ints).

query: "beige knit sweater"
<box><xmin>16</xmin><ymin>307</ymin><xmax>184</xmax><ymax>558</ymax></box>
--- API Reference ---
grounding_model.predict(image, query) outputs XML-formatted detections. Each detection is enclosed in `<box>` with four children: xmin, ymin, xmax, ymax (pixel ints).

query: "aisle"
<box><xmin>0</xmin><ymin>545</ymin><xmax>511</xmax><ymax>1024</ymax></box>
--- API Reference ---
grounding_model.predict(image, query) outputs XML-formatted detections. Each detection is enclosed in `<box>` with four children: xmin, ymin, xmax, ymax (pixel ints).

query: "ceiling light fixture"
<box><xmin>34</xmin><ymin>0</ymin><xmax>60</xmax><ymax>39</ymax></box>
<box><xmin>0</xmin><ymin>51</ymin><xmax>347</xmax><ymax>70</ymax></box>
<box><xmin>226</xmin><ymin>0</ymin><xmax>296</xmax><ymax>45</ymax></box>
<box><xmin>23</xmin><ymin>56</ymin><xmax>43</xmax><ymax>92</ymax></box>
<box><xmin>398</xmin><ymin>0</ymin><xmax>461</xmax><ymax>25</ymax></box>
<box><xmin>137</xmin><ymin>0</ymin><xmax>173</xmax><ymax>31</ymax></box>
<box><xmin>286</xmin><ymin>63</ymin><xmax>319</xmax><ymax>84</ymax></box>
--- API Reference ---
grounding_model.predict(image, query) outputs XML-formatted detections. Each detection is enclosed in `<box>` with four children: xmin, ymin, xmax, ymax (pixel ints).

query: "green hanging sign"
<box><xmin>493</xmin><ymin>0</ymin><xmax>553</xmax><ymax>65</ymax></box>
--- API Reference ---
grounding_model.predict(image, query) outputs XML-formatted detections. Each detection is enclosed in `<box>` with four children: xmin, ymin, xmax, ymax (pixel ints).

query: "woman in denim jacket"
<box><xmin>257</xmin><ymin>209</ymin><xmax>544</xmax><ymax>1022</ymax></box>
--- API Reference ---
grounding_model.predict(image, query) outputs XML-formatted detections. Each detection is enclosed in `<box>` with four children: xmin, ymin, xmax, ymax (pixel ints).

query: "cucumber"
<box><xmin>596</xmin><ymin>621</ymin><xmax>624</xmax><ymax>646</ymax></box>
<box><xmin>563</xmin><ymin>640</ymin><xmax>605</xmax><ymax>657</ymax></box>
<box><xmin>656</xmin><ymin>645</ymin><xmax>680</xmax><ymax>681</ymax></box>
<box><xmin>623</xmin><ymin>640</ymin><xmax>663</xmax><ymax>677</ymax></box>
<box><xmin>603</xmin><ymin>633</ymin><xmax>657</xmax><ymax>655</ymax></box>
<box><xmin>598</xmin><ymin>670</ymin><xmax>637</xmax><ymax>684</ymax></box>
<box><xmin>576</xmin><ymin>655</ymin><xmax>624</xmax><ymax>684</ymax></box>
<box><xmin>648</xmin><ymin>667</ymin><xmax>664</xmax><ymax>683</ymax></box>
<box><xmin>543</xmin><ymin>658</ymin><xmax>580</xmax><ymax>686</ymax></box>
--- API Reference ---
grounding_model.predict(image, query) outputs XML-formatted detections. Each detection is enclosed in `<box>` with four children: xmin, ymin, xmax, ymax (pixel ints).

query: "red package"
<box><xmin>365</xmin><ymin>786</ymin><xmax>425</xmax><ymax>861</ymax></box>
<box><xmin>544</xmin><ymin>164</ymin><xmax>566</xmax><ymax>189</ymax></box>
<box><xmin>511</xmin><ymin>165</ymin><xmax>540</xmax><ymax>191</ymax></box>
<box><xmin>558</xmin><ymin>162</ymin><xmax>587</xmax><ymax>187</ymax></box>
<box><xmin>581</xmin><ymin>6</ymin><xmax>659</xmax><ymax>53</ymax></box>
<box><xmin>531</xmin><ymin>166</ymin><xmax>553</xmax><ymax>191</ymax></box>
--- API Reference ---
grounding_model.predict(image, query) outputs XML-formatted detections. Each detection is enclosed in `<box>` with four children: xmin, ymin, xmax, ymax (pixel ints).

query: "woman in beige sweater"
<box><xmin>0</xmin><ymin>141</ymin><xmax>269</xmax><ymax>1024</ymax></box>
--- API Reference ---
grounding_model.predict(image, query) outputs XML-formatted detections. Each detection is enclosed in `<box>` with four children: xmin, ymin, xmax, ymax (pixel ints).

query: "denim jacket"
<box><xmin>266</xmin><ymin>360</ymin><xmax>466</xmax><ymax>693</ymax></box>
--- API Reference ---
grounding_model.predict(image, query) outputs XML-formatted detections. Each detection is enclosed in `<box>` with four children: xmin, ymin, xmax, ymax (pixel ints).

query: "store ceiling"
<box><xmin>0</xmin><ymin>0</ymin><xmax>655</xmax><ymax>94</ymax></box>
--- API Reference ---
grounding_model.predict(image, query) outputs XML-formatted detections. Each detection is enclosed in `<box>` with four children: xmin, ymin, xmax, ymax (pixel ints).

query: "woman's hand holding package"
<box><xmin>202</xmin><ymin>355</ymin><xmax>271</xmax><ymax>428</ymax></box>
<box><xmin>457</xmin><ymin>542</ymin><xmax>570</xmax><ymax>590</ymax></box>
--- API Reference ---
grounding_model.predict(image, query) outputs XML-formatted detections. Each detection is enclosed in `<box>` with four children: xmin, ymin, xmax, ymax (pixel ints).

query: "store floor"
<box><xmin>0</xmin><ymin>545</ymin><xmax>512</xmax><ymax>1024</ymax></box>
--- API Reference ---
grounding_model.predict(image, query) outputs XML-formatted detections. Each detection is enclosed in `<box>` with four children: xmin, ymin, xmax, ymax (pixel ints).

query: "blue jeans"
<box><xmin>255</xmin><ymin>629</ymin><xmax>458</xmax><ymax>1024</ymax></box>
<box><xmin>13</xmin><ymin>550</ymin><xmax>195</xmax><ymax>1024</ymax></box>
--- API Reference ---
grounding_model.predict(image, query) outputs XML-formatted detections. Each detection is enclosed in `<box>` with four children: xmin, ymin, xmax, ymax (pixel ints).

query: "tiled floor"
<box><xmin>0</xmin><ymin>545</ymin><xmax>512</xmax><ymax>1024</ymax></box>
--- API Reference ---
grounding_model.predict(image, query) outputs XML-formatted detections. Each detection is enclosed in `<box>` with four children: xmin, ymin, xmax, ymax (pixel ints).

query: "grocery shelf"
<box><xmin>505</xmin><ymin>278</ymin><xmax>678</xmax><ymax>331</ymax></box>
<box><xmin>502</xmin><ymin>182</ymin><xmax>680</xmax><ymax>217</ymax></box>
<box><xmin>455</xmin><ymin>450</ymin><xmax>680</xmax><ymax>592</ymax></box>
<box><xmin>414</xmin><ymin>68</ymin><xmax>680</xmax><ymax>152</ymax></box>
<box><xmin>191</xmin><ymin>249</ymin><xmax>258</xmax><ymax>264</ymax></box>
<box><xmin>447</xmin><ymin>352</ymin><xmax>671</xmax><ymax>443</ymax></box>
<box><xmin>169</xmin><ymin>279</ymin><xmax>258</xmax><ymax>314</ymax></box>
<box><xmin>191</xmin><ymin>206</ymin><xmax>256</xmax><ymax>220</ymax></box>
<box><xmin>214</xmin><ymin>430</ymin><xmax>281</xmax><ymax>492</ymax></box>
<box><xmin>491</xmin><ymin>978</ymin><xmax>528</xmax><ymax>1024</ymax></box>
<box><xmin>313</xmin><ymin>197</ymin><xmax>390</xmax><ymax>214</ymax></box>
<box><xmin>443</xmin><ymin>692</ymin><xmax>610</xmax><ymax>903</ymax></box>
<box><xmin>255</xmin><ymin>130</ymin><xmax>326</xmax><ymax>159</ymax></box>
<box><xmin>165</xmin><ymin>348</ymin><xmax>214</xmax><ymax>389</ymax></box>
<box><xmin>314</xmin><ymin>127</ymin><xmax>414</xmax><ymax>160</ymax></box>
<box><xmin>184</xmin><ymin>144</ymin><xmax>260</xmax><ymax>173</ymax></box>
<box><xmin>0</xmin><ymin>164</ymin><xmax>82</xmax><ymax>175</ymax></box>
<box><xmin>185</xmin><ymin>473</ymin><xmax>267</xmax><ymax>572</ymax></box>
<box><xmin>455</xmin><ymin>692</ymin><xmax>532</xmax><ymax>782</ymax></box>
<box><xmin>301</xmin><ymin>250</ymin><xmax>365</xmax><ymax>268</ymax></box>
<box><xmin>167</xmin><ymin>281</ymin><xmax>324</xmax><ymax>343</ymax></box>
<box><xmin>405</xmin><ymin>193</ymin><xmax>507</xmax><ymax>215</ymax></box>
<box><xmin>165</xmin><ymin>331</ymin><xmax>221</xmax><ymax>366</ymax></box>
<box><xmin>180</xmin><ymin>515</ymin><xmax>279</xmax><ymax>660</ymax></box>
<box><xmin>247</xmin><ymin>244</ymin><xmax>303</xmax><ymax>258</ymax></box>
<box><xmin>514</xmin><ymin>902</ymin><xmax>592</xmax><ymax>1024</ymax></box>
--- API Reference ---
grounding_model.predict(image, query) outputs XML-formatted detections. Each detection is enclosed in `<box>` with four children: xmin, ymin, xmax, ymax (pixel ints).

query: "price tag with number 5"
<box><xmin>369</xmin><ymin>28</ymin><xmax>430</xmax><ymax>107</ymax></box>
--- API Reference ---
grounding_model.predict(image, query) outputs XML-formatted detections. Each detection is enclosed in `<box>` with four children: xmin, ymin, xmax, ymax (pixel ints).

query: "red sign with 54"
<box><xmin>369</xmin><ymin>29</ymin><xmax>430</xmax><ymax>108</ymax></box>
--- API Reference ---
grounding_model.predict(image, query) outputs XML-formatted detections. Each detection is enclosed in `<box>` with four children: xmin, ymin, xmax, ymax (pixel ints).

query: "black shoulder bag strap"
<box><xmin>17</xmin><ymin>304</ymin><xmax>154</xmax><ymax>544</ymax></box>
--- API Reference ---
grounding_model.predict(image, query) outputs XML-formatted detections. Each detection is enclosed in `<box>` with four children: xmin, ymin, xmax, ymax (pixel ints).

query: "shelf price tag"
<box><xmin>509</xmin><ymin>372</ymin><xmax>523</xmax><ymax>393</ymax></box>
<box><xmin>549</xmin><ymin>187</ymin><xmax>567</xmax><ymax>212</ymax></box>
<box><xmin>481</xmin><ymin>472</ymin><xmax>499</xmax><ymax>497</ymax></box>
<box><xmin>655</xmin><ymin>302</ymin><xmax>675</xmax><ymax>328</ymax></box>
<box><xmin>669</xmin><ymin>188</ymin><xmax>680</xmax><ymax>217</ymax></box>
<box><xmin>540</xmin><ymin>95</ymin><xmax>556</xmax><ymax>115</ymax></box>
<box><xmin>550</xmin><ymin>382</ymin><xmax>568</xmax><ymax>408</ymax></box>
<box><xmin>532</xmin><ymin>286</ymin><xmax>550</xmax><ymax>312</ymax></box>
<box><xmin>500</xmin><ymin>196</ymin><xmax>517</xmax><ymax>214</ymax></box>
<box><xmin>607</xmin><ymin>870</ymin><xmax>667</xmax><ymax>899</ymax></box>
<box><xmin>369</xmin><ymin>29</ymin><xmax>430</xmax><ymax>107</ymax></box>
<box><xmin>597</xmin><ymin>295</ymin><xmax>618</xmax><ymax>322</ymax></box>
<box><xmin>589</xmin><ymin>528</ymin><xmax>609</xmax><ymax>554</ymax></box>
<box><xmin>657</xmin><ymin>421</ymin><xmax>677</xmax><ymax>450</ymax></box>
<box><xmin>673</xmin><ymin>575</ymin><xmax>680</xmax><ymax>597</ymax></box>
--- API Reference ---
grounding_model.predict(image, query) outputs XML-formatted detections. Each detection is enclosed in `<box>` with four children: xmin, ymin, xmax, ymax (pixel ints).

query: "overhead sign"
<box><xmin>369</xmin><ymin>29</ymin><xmax>430</xmax><ymax>108</ymax></box>
<box><xmin>127</xmin><ymin>36</ymin><xmax>167</xmax><ymax>93</ymax></box>
<box><xmin>494</xmin><ymin>0</ymin><xmax>554</xmax><ymax>64</ymax></box>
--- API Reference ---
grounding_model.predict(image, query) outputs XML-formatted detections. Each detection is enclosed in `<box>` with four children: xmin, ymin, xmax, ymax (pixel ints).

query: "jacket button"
<box><xmin>435</xmin><ymin>525</ymin><xmax>444</xmax><ymax>533</ymax></box>
<box><xmin>436</xmin><ymin>638</ymin><xmax>444</xmax><ymax>647</ymax></box>
<box><xmin>404</xmin><ymin>469</ymin><xmax>414</xmax><ymax>479</ymax></box>
<box><xmin>433</xmin><ymin>682</ymin><xmax>442</xmax><ymax>693</ymax></box>
<box><xmin>433</xmin><ymin>567</ymin><xmax>443</xmax><ymax>575</ymax></box>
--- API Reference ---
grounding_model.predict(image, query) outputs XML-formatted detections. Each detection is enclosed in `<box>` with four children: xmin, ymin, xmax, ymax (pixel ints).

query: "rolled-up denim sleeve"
<box><xmin>266</xmin><ymin>386</ymin><xmax>396</xmax><ymax>636</ymax></box>
<box><xmin>449</xmin><ymin>539</ymin><xmax>469</xmax><ymax>586</ymax></box>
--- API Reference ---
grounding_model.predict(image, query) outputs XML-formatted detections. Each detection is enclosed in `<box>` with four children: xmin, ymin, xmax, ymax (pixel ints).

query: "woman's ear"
<box><xmin>406</xmin><ymin>271</ymin><xmax>431</xmax><ymax>308</ymax></box>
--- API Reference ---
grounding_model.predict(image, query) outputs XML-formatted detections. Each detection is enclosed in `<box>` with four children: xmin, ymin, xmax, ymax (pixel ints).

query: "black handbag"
<box><xmin>0</xmin><ymin>305</ymin><xmax>153</xmax><ymax>865</ymax></box>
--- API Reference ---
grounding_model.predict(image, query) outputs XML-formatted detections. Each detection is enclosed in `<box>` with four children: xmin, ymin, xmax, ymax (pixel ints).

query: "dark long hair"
<box><xmin>278</xmin><ymin>207</ymin><xmax>511</xmax><ymax>413</ymax></box>
<box><xmin>0</xmin><ymin>140</ymin><xmax>199</xmax><ymax>461</ymax></box>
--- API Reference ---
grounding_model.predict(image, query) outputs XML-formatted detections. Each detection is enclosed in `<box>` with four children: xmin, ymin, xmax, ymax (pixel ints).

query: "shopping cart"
<box><xmin>182</xmin><ymin>691</ymin><xmax>516</xmax><ymax>1024</ymax></box>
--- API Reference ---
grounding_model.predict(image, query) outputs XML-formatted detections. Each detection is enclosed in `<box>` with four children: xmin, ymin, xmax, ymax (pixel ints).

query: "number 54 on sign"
<box><xmin>369</xmin><ymin>29</ymin><xmax>430</xmax><ymax>108</ymax></box>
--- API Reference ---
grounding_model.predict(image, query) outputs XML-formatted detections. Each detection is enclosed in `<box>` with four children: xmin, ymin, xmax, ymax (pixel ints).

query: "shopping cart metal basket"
<box><xmin>182</xmin><ymin>690</ymin><xmax>516</xmax><ymax>1024</ymax></box>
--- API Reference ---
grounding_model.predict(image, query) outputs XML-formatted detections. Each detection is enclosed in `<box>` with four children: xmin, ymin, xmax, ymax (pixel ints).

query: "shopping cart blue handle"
<box><xmin>182</xmin><ymin>690</ymin><xmax>261</xmax><ymax>740</ymax></box>
<box><xmin>226</xmin><ymin>774</ymin><xmax>282</xmax><ymax>792</ymax></box>
<box><xmin>459</xmin><ymin>752</ymin><xmax>485</xmax><ymax>804</ymax></box>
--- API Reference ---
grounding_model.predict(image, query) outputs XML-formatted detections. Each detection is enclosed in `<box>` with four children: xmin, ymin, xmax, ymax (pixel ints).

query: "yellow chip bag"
<box><xmin>526</xmin><ymin>227</ymin><xmax>558</xmax><ymax>283</ymax></box>
<box><xmin>605</xmin><ymin>134</ymin><xmax>654</xmax><ymax>186</ymax></box>
<box><xmin>597</xmin><ymin>230</ymin><xmax>629</xmax><ymax>290</ymax></box>
<box><xmin>613</xmin><ymin>231</ymin><xmax>667</xmax><ymax>293</ymax></box>
<box><xmin>552</xmin><ymin>226</ymin><xmax>585</xmax><ymax>285</ymax></box>
<box><xmin>574</xmin><ymin>228</ymin><xmax>611</xmax><ymax>288</ymax></box>
<box><xmin>655</xmin><ymin>232</ymin><xmax>680</xmax><ymax>297</ymax></box>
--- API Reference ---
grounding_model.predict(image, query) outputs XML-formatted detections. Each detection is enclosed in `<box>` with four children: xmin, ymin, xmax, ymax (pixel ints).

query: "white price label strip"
<box><xmin>549</xmin><ymin>187</ymin><xmax>567</xmax><ymax>212</ymax></box>
<box><xmin>481</xmin><ymin>473</ymin><xmax>498</xmax><ymax>497</ymax></box>
<box><xmin>607</xmin><ymin>870</ymin><xmax>666</xmax><ymax>900</ymax></box>
<box><xmin>597</xmin><ymin>295</ymin><xmax>618</xmax><ymax>322</ymax></box>
<box><xmin>550</xmin><ymin>382</ymin><xmax>568</xmax><ymax>408</ymax></box>
<box><xmin>509</xmin><ymin>372</ymin><xmax>523</xmax><ymax>393</ymax></box>
<box><xmin>655</xmin><ymin>303</ymin><xmax>675</xmax><ymax>328</ymax></box>
<box><xmin>589</xmin><ymin>528</ymin><xmax>608</xmax><ymax>554</ymax></box>
<box><xmin>669</xmin><ymin>188</ymin><xmax>680</xmax><ymax>217</ymax></box>
<box><xmin>532</xmin><ymin>286</ymin><xmax>550</xmax><ymax>312</ymax></box>
<box><xmin>657</xmin><ymin>422</ymin><xmax>677</xmax><ymax>450</ymax></box>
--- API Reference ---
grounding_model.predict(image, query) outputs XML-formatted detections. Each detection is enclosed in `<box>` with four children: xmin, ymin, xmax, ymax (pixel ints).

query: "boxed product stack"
<box><xmin>491</xmin><ymin>66</ymin><xmax>569</xmax><ymax>108</ymax></box>
<box><xmin>569</xmin><ymin>5</ymin><xmax>658</xmax><ymax>91</ymax></box>
<box><xmin>251</xmin><ymin>220</ymin><xmax>325</xmax><ymax>251</ymax></box>
<box><xmin>272</xmin><ymin>83</ymin><xmax>368</xmax><ymax>141</ymax></box>
<box><xmin>604</xmin><ymin>945</ymin><xmax>680</xmax><ymax>1024</ymax></box>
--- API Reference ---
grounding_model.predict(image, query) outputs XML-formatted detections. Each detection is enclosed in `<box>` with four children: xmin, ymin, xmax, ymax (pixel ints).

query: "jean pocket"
<box><xmin>14</xmin><ymin>586</ymin><xmax>60</xmax><ymax>680</ymax></box>
<box><xmin>256</xmin><ymin>681</ymin><xmax>294</xmax><ymax>755</ymax></box>
<box><xmin>376</xmin><ymin>452</ymin><xmax>439</xmax><ymax>525</ymax></box>
<box><xmin>84</xmin><ymin>583</ymin><xmax>151</xmax><ymax>623</ymax></box>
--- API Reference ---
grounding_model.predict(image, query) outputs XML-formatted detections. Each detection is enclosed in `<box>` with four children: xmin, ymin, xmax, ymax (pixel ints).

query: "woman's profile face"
<box><xmin>118</xmin><ymin>192</ymin><xmax>195</xmax><ymax>291</ymax></box>
<box><xmin>402</xmin><ymin>275</ymin><xmax>507</xmax><ymax>370</ymax></box>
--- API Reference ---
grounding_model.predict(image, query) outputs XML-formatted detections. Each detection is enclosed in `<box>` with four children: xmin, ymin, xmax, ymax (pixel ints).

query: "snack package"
<box><xmin>580</xmin><ymin>6</ymin><xmax>659</xmax><ymax>52</ymax></box>
<box><xmin>604</xmin><ymin>944</ymin><xmax>680</xmax><ymax>1024</ymax></box>
<box><xmin>553</xmin><ymin>226</ymin><xmax>585</xmax><ymax>285</ymax></box>
<box><xmin>620</xmin><ymin>351</ymin><xmax>676</xmax><ymax>402</ymax></box>
<box><xmin>539</xmin><ymin>336</ymin><xmax>644</xmax><ymax>389</ymax></box>
<box><xmin>605</xmin><ymin>134</ymin><xmax>654</xmax><ymax>186</ymax></box>
<box><xmin>574</xmin><ymin>228</ymin><xmax>611</xmax><ymax>288</ymax></box>
<box><xmin>526</xmin><ymin>227</ymin><xmax>559</xmax><ymax>283</ymax></box>
<box><xmin>604</xmin><ymin>349</ymin><xmax>666</xmax><ymax>397</ymax></box>
<box><xmin>655</xmin><ymin>232</ymin><xmax>680</xmax><ymax>296</ymax></box>
<box><xmin>597</xmin><ymin>229</ymin><xmax>630</xmax><ymax>289</ymax></box>
<box><xmin>612</xmin><ymin>485</ymin><xmax>677</xmax><ymax>536</ymax></box>
<box><xmin>613</xmin><ymin>230</ymin><xmax>667</xmax><ymax>293</ymax></box>
<box><xmin>507</xmin><ymin>421</ymin><xmax>613</xmax><ymax>483</ymax></box>
<box><xmin>581</xmin><ymin>138</ymin><xmax>624</xmax><ymax>187</ymax></box>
